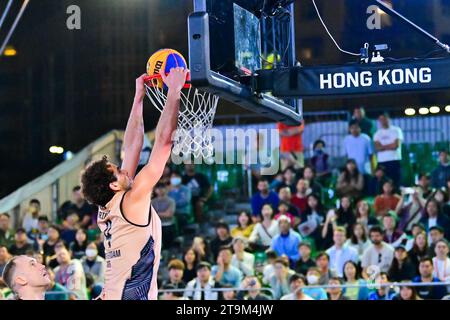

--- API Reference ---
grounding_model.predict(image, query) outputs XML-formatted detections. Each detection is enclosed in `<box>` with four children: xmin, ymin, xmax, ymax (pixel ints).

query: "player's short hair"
<box><xmin>419</xmin><ymin>256</ymin><xmax>433</xmax><ymax>265</ymax></box>
<box><xmin>81</xmin><ymin>156</ymin><xmax>117</xmax><ymax>207</ymax></box>
<box><xmin>369</xmin><ymin>225</ymin><xmax>384</xmax><ymax>236</ymax></box>
<box><xmin>168</xmin><ymin>259</ymin><xmax>185</xmax><ymax>271</ymax></box>
<box><xmin>2</xmin><ymin>256</ymin><xmax>18</xmax><ymax>291</ymax></box>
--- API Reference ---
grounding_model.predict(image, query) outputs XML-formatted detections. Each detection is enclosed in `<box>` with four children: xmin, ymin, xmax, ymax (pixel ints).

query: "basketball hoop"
<box><xmin>144</xmin><ymin>74</ymin><xmax>219</xmax><ymax>160</ymax></box>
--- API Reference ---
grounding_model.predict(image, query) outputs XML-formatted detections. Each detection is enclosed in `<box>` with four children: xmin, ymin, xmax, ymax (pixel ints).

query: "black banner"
<box><xmin>268</xmin><ymin>57</ymin><xmax>450</xmax><ymax>98</ymax></box>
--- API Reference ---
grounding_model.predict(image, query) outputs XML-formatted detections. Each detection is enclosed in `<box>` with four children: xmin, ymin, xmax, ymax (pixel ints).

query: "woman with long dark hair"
<box><xmin>182</xmin><ymin>247</ymin><xmax>198</xmax><ymax>283</ymax></box>
<box><xmin>231</xmin><ymin>211</ymin><xmax>254</xmax><ymax>239</ymax></box>
<box><xmin>69</xmin><ymin>228</ymin><xmax>88</xmax><ymax>260</ymax></box>
<box><xmin>355</xmin><ymin>200</ymin><xmax>379</xmax><ymax>234</ymax></box>
<box><xmin>393</xmin><ymin>283</ymin><xmax>421</xmax><ymax>300</ymax></box>
<box><xmin>388</xmin><ymin>246</ymin><xmax>417</xmax><ymax>281</ymax></box>
<box><xmin>299</xmin><ymin>193</ymin><xmax>327</xmax><ymax>249</ymax></box>
<box><xmin>342</xmin><ymin>260</ymin><xmax>369</xmax><ymax>300</ymax></box>
<box><xmin>408</xmin><ymin>231</ymin><xmax>429</xmax><ymax>273</ymax></box>
<box><xmin>345</xmin><ymin>222</ymin><xmax>371</xmax><ymax>258</ymax></box>
<box><xmin>321</xmin><ymin>196</ymin><xmax>356</xmax><ymax>248</ymax></box>
<box><xmin>336</xmin><ymin>159</ymin><xmax>364</xmax><ymax>199</ymax></box>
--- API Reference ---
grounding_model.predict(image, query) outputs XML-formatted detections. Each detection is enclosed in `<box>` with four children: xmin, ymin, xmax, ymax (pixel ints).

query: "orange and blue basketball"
<box><xmin>146</xmin><ymin>48</ymin><xmax>187</xmax><ymax>88</ymax></box>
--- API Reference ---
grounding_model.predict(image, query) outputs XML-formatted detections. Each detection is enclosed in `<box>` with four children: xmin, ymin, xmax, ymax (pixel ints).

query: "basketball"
<box><xmin>146</xmin><ymin>48</ymin><xmax>188</xmax><ymax>88</ymax></box>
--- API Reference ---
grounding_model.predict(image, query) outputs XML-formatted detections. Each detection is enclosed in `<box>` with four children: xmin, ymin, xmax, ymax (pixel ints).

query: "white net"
<box><xmin>144</xmin><ymin>78</ymin><xmax>219</xmax><ymax>159</ymax></box>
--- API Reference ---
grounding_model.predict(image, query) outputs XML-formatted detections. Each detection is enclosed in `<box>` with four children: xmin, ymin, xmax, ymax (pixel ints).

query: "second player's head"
<box><xmin>2</xmin><ymin>255</ymin><xmax>51</xmax><ymax>299</ymax></box>
<box><xmin>81</xmin><ymin>155</ymin><xmax>132</xmax><ymax>207</ymax></box>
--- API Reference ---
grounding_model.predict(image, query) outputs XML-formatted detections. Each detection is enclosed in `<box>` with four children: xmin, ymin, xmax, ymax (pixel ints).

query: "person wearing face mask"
<box><xmin>81</xmin><ymin>242</ymin><xmax>106</xmax><ymax>286</ymax></box>
<box><xmin>302</xmin><ymin>267</ymin><xmax>328</xmax><ymax>300</ymax></box>
<box><xmin>168</xmin><ymin>171</ymin><xmax>192</xmax><ymax>233</ymax></box>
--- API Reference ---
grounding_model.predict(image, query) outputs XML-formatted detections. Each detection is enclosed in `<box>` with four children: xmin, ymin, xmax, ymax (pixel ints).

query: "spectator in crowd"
<box><xmin>419</xmin><ymin>198</ymin><xmax>450</xmax><ymax>241</ymax></box>
<box><xmin>342</xmin><ymin>260</ymin><xmax>369</xmax><ymax>300</ymax></box>
<box><xmin>404</xmin><ymin>223</ymin><xmax>426</xmax><ymax>251</ymax></box>
<box><xmin>367</xmin><ymin>165</ymin><xmax>389</xmax><ymax>196</ymax></box>
<box><xmin>182</xmin><ymin>164</ymin><xmax>213</xmax><ymax>224</ymax></box>
<box><xmin>22</xmin><ymin>199</ymin><xmax>41</xmax><ymax>233</ymax></box>
<box><xmin>395</xmin><ymin>187</ymin><xmax>426</xmax><ymax>233</ymax></box>
<box><xmin>168</xmin><ymin>170</ymin><xmax>192</xmax><ymax>231</ymax></box>
<box><xmin>429</xmin><ymin>226</ymin><xmax>446</xmax><ymax>256</ymax></box>
<box><xmin>42</xmin><ymin>225</ymin><xmax>60</xmax><ymax>263</ymax></box>
<box><xmin>393</xmin><ymin>283</ymin><xmax>421</xmax><ymax>300</ymax></box>
<box><xmin>299</xmin><ymin>193</ymin><xmax>325</xmax><ymax>247</ymax></box>
<box><xmin>374</xmin><ymin>112</ymin><xmax>404</xmax><ymax>188</ymax></box>
<box><xmin>221</xmin><ymin>284</ymin><xmax>237</xmax><ymax>300</ymax></box>
<box><xmin>60</xmin><ymin>212</ymin><xmax>79</xmax><ymax>245</ymax></box>
<box><xmin>277</xmin><ymin>121</ymin><xmax>305</xmax><ymax>170</ymax></box>
<box><xmin>1</xmin><ymin>255</ymin><xmax>51</xmax><ymax>300</ymax></box>
<box><xmin>269</xmin><ymin>173</ymin><xmax>284</xmax><ymax>192</ymax></box>
<box><xmin>382</xmin><ymin>212</ymin><xmax>406</xmax><ymax>246</ymax></box>
<box><xmin>343</xmin><ymin>121</ymin><xmax>374</xmax><ymax>175</ymax></box>
<box><xmin>431</xmin><ymin>150</ymin><xmax>450</xmax><ymax>189</ymax></box>
<box><xmin>325</xmin><ymin>227</ymin><xmax>358</xmax><ymax>277</ymax></box>
<box><xmin>315</xmin><ymin>252</ymin><xmax>337</xmax><ymax>286</ymax></box>
<box><xmin>249</xmin><ymin>204</ymin><xmax>279</xmax><ymax>250</ymax></box>
<box><xmin>433</xmin><ymin>189</ymin><xmax>450</xmax><ymax>218</ymax></box>
<box><xmin>159</xmin><ymin>164</ymin><xmax>172</xmax><ymax>187</ymax></box>
<box><xmin>45</xmin><ymin>268</ymin><xmax>70</xmax><ymax>300</ymax></box>
<box><xmin>417</xmin><ymin>173</ymin><xmax>433</xmax><ymax>200</ymax></box>
<box><xmin>351</xmin><ymin>107</ymin><xmax>375</xmax><ymax>138</ymax></box>
<box><xmin>53</xmin><ymin>247</ymin><xmax>87</xmax><ymax>300</ymax></box>
<box><xmin>271</xmin><ymin>216</ymin><xmax>302</xmax><ymax>266</ymax></box>
<box><xmin>408</xmin><ymin>231</ymin><xmax>430</xmax><ymax>273</ymax></box>
<box><xmin>432</xmin><ymin>240</ymin><xmax>450</xmax><ymax>283</ymax></box>
<box><xmin>192</xmin><ymin>236</ymin><xmax>212</xmax><ymax>263</ymax></box>
<box><xmin>321</xmin><ymin>197</ymin><xmax>355</xmax><ymax>250</ymax></box>
<box><xmin>327</xmin><ymin>277</ymin><xmax>349</xmax><ymax>300</ymax></box>
<box><xmin>302</xmin><ymin>166</ymin><xmax>323</xmax><ymax>196</ymax></box>
<box><xmin>80</xmin><ymin>242</ymin><xmax>106</xmax><ymax>285</ymax></box>
<box><xmin>0</xmin><ymin>213</ymin><xmax>14</xmax><ymax>248</ymax></box>
<box><xmin>58</xmin><ymin>186</ymin><xmax>96</xmax><ymax>228</ymax></box>
<box><xmin>279</xmin><ymin>167</ymin><xmax>297</xmax><ymax>194</ymax></box>
<box><xmin>164</xmin><ymin>259</ymin><xmax>186</xmax><ymax>289</ymax></box>
<box><xmin>28</xmin><ymin>216</ymin><xmax>49</xmax><ymax>248</ymax></box>
<box><xmin>303</xmin><ymin>267</ymin><xmax>328</xmax><ymax>300</ymax></box>
<box><xmin>210</xmin><ymin>222</ymin><xmax>233</xmax><ymax>262</ymax></box>
<box><xmin>160</xmin><ymin>283</ymin><xmax>188</xmax><ymax>300</ymax></box>
<box><xmin>274</xmin><ymin>201</ymin><xmax>297</xmax><ymax>227</ymax></box>
<box><xmin>261</xmin><ymin>250</ymin><xmax>278</xmax><ymax>286</ymax></box>
<box><xmin>294</xmin><ymin>242</ymin><xmax>316</xmax><ymax>276</ymax></box>
<box><xmin>70</xmin><ymin>229</ymin><xmax>88</xmax><ymax>260</ymax></box>
<box><xmin>291</xmin><ymin>179</ymin><xmax>310</xmax><ymax>215</ymax></box>
<box><xmin>278</xmin><ymin>187</ymin><xmax>299</xmax><ymax>217</ymax></box>
<box><xmin>310</xmin><ymin>139</ymin><xmax>330</xmax><ymax>185</ymax></box>
<box><xmin>231</xmin><ymin>211</ymin><xmax>255</xmax><ymax>239</ymax></box>
<box><xmin>9</xmin><ymin>228</ymin><xmax>33</xmax><ymax>256</ymax></box>
<box><xmin>361</xmin><ymin>226</ymin><xmax>395</xmax><ymax>275</ymax></box>
<box><xmin>355</xmin><ymin>200</ymin><xmax>379</xmax><ymax>235</ymax></box>
<box><xmin>345</xmin><ymin>222</ymin><xmax>371</xmax><ymax>258</ymax></box>
<box><xmin>238</xmin><ymin>276</ymin><xmax>270</xmax><ymax>300</ymax></box>
<box><xmin>374</xmin><ymin>180</ymin><xmax>401</xmax><ymax>217</ymax></box>
<box><xmin>269</xmin><ymin>258</ymin><xmax>294</xmax><ymax>300</ymax></box>
<box><xmin>387</xmin><ymin>245</ymin><xmax>417</xmax><ymax>282</ymax></box>
<box><xmin>251</xmin><ymin>178</ymin><xmax>279</xmax><ymax>220</ymax></box>
<box><xmin>152</xmin><ymin>183</ymin><xmax>176</xmax><ymax>249</ymax></box>
<box><xmin>413</xmin><ymin>257</ymin><xmax>448</xmax><ymax>300</ymax></box>
<box><xmin>280</xmin><ymin>273</ymin><xmax>313</xmax><ymax>300</ymax></box>
<box><xmin>212</xmin><ymin>246</ymin><xmax>243</xmax><ymax>288</ymax></box>
<box><xmin>184</xmin><ymin>262</ymin><xmax>222</xmax><ymax>300</ymax></box>
<box><xmin>182</xmin><ymin>248</ymin><xmax>198</xmax><ymax>284</ymax></box>
<box><xmin>336</xmin><ymin>159</ymin><xmax>364</xmax><ymax>199</ymax></box>
<box><xmin>231</xmin><ymin>237</ymin><xmax>255</xmax><ymax>277</ymax></box>
<box><xmin>0</xmin><ymin>246</ymin><xmax>11</xmax><ymax>275</ymax></box>
<box><xmin>368</xmin><ymin>272</ymin><xmax>396</xmax><ymax>300</ymax></box>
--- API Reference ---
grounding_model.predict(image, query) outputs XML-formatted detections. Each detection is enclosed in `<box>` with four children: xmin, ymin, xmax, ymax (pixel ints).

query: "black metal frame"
<box><xmin>188</xmin><ymin>0</ymin><xmax>302</xmax><ymax>125</ymax></box>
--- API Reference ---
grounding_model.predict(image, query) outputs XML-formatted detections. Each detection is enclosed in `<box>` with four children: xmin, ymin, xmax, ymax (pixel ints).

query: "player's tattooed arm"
<box><xmin>120</xmin><ymin>74</ymin><xmax>146</xmax><ymax>178</ymax></box>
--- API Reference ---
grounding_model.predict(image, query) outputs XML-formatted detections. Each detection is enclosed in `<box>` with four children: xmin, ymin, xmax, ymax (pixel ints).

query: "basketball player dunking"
<box><xmin>81</xmin><ymin>68</ymin><xmax>188</xmax><ymax>300</ymax></box>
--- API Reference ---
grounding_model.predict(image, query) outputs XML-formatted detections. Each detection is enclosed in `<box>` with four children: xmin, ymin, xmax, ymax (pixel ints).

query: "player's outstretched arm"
<box><xmin>120</xmin><ymin>74</ymin><xmax>147</xmax><ymax>178</ymax></box>
<box><xmin>129</xmin><ymin>68</ymin><xmax>188</xmax><ymax>201</ymax></box>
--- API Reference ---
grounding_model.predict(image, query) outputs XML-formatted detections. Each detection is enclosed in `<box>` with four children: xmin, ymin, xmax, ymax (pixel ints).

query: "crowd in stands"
<box><xmin>1</xmin><ymin>108</ymin><xmax>450</xmax><ymax>300</ymax></box>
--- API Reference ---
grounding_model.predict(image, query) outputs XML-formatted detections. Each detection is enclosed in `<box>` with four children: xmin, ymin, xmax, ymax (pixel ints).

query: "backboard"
<box><xmin>188</xmin><ymin>0</ymin><xmax>302</xmax><ymax>125</ymax></box>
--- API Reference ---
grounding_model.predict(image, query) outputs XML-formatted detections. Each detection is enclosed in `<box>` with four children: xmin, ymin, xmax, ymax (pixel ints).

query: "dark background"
<box><xmin>1</xmin><ymin>0</ymin><xmax>450</xmax><ymax>198</ymax></box>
